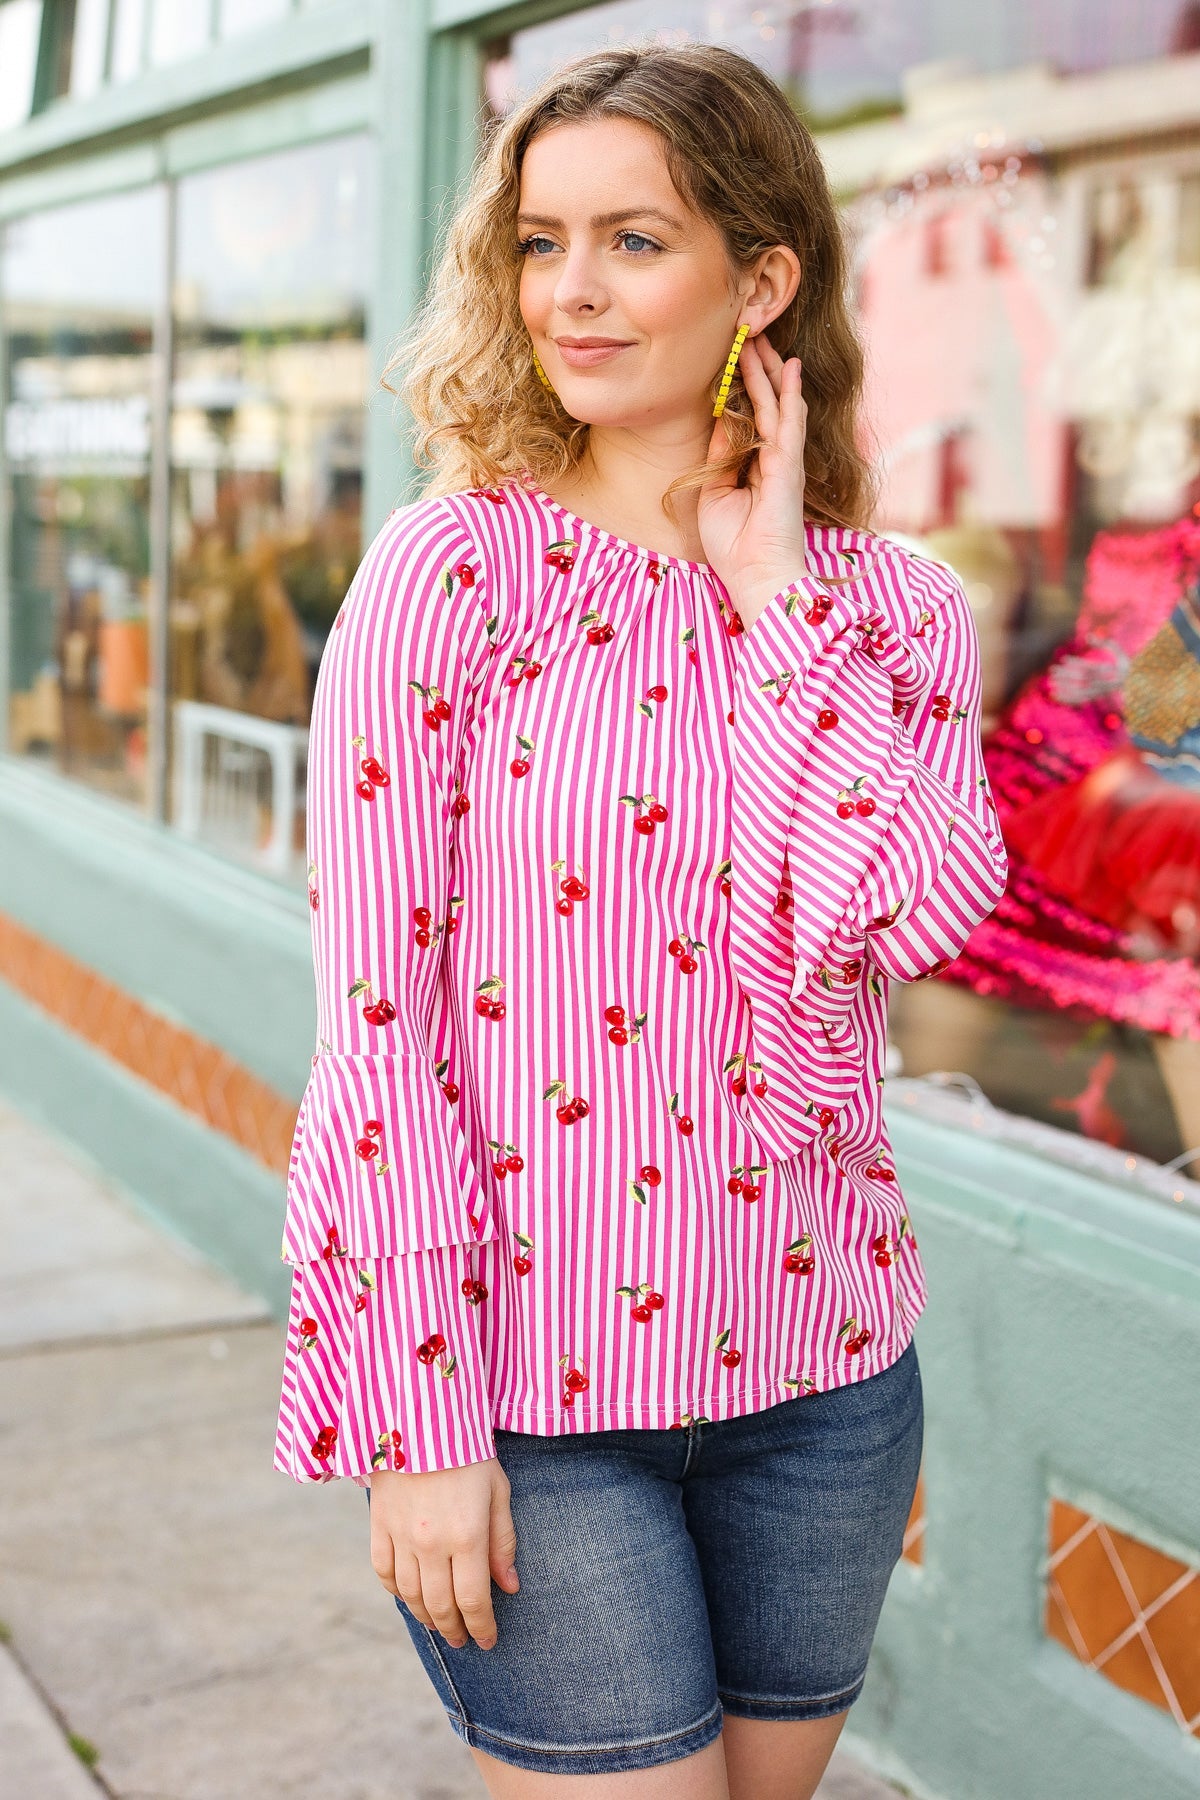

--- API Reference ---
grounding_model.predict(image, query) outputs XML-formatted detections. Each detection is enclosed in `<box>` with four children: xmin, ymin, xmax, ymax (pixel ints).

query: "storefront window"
<box><xmin>483</xmin><ymin>5</ymin><xmax>1200</xmax><ymax>1177</ymax></box>
<box><xmin>167</xmin><ymin>134</ymin><xmax>370</xmax><ymax>880</ymax></box>
<box><xmin>0</xmin><ymin>0</ymin><xmax>43</xmax><ymax>131</ymax></box>
<box><xmin>3</xmin><ymin>185</ymin><xmax>164</xmax><ymax>810</ymax></box>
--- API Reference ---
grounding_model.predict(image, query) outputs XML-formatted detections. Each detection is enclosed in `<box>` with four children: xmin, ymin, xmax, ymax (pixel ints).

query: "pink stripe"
<box><xmin>273</xmin><ymin>488</ymin><xmax>1006</xmax><ymax>1479</ymax></box>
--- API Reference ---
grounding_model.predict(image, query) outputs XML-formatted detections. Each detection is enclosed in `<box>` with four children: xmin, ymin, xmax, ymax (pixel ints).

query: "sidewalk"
<box><xmin>0</xmin><ymin>1096</ymin><xmax>904</xmax><ymax>1800</ymax></box>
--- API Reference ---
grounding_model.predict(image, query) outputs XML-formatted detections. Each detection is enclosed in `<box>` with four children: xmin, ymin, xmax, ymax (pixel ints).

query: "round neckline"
<box><xmin>520</xmin><ymin>481</ymin><xmax>717</xmax><ymax>576</ymax></box>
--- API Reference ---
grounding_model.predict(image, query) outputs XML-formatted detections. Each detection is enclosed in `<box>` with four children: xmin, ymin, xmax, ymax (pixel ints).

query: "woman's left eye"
<box><xmin>617</xmin><ymin>231</ymin><xmax>662</xmax><ymax>255</ymax></box>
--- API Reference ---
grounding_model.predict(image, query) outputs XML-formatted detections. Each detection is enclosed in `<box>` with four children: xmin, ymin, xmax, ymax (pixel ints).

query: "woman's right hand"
<box><xmin>369</xmin><ymin>1456</ymin><xmax>520</xmax><ymax>1651</ymax></box>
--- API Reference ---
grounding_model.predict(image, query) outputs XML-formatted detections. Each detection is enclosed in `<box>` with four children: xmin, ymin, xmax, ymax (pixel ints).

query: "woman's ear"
<box><xmin>739</xmin><ymin>244</ymin><xmax>802</xmax><ymax>338</ymax></box>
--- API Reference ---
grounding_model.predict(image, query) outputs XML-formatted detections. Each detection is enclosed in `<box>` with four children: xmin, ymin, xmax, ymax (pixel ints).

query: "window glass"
<box><xmin>0</xmin><ymin>0</ymin><xmax>43</xmax><ymax>131</ymax></box>
<box><xmin>110</xmin><ymin>0</ymin><xmax>145</xmax><ymax>82</ymax></box>
<box><xmin>486</xmin><ymin>6</ymin><xmax>1200</xmax><ymax>1179</ymax></box>
<box><xmin>3</xmin><ymin>186</ymin><xmax>164</xmax><ymax>810</ymax></box>
<box><xmin>69</xmin><ymin>0</ymin><xmax>112</xmax><ymax>98</ymax></box>
<box><xmin>149</xmin><ymin>0</ymin><xmax>211</xmax><ymax>67</ymax></box>
<box><xmin>168</xmin><ymin>134</ymin><xmax>370</xmax><ymax>882</ymax></box>
<box><xmin>217</xmin><ymin>0</ymin><xmax>290</xmax><ymax>37</ymax></box>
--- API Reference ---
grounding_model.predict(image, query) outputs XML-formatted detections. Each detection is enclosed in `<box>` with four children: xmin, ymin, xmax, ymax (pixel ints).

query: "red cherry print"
<box><xmin>648</xmin><ymin>802</ymin><xmax>668</xmax><ymax>823</ymax></box>
<box><xmin>326</xmin><ymin>1227</ymin><xmax>340</xmax><ymax>1244</ymax></box>
<box><xmin>488</xmin><ymin>1001</ymin><xmax>505</xmax><ymax>1019</ymax></box>
<box><xmin>634</xmin><ymin>816</ymin><xmax>655</xmax><ymax>836</ymax></box>
<box><xmin>422</xmin><ymin>709</ymin><xmax>440</xmax><ymax>730</ymax></box>
<box><xmin>875</xmin><ymin>1252</ymin><xmax>893</xmax><ymax>1267</ymax></box>
<box><xmin>417</xmin><ymin>1342</ymin><xmax>436</xmax><ymax>1364</ymax></box>
<box><xmin>604</xmin><ymin>1004</ymin><xmax>626</xmax><ymax>1024</ymax></box>
<box><xmin>721</xmin><ymin>1349</ymin><xmax>742</xmax><ymax>1369</ymax></box>
<box><xmin>555</xmin><ymin>898</ymin><xmax>573</xmax><ymax>916</ymax></box>
<box><xmin>354</xmin><ymin>1293</ymin><xmax>368</xmax><ymax>1312</ymax></box>
<box><xmin>452</xmin><ymin>795</ymin><xmax>470</xmax><ymax>817</ymax></box>
<box><xmin>561</xmin><ymin>876</ymin><xmax>588</xmax><ymax>900</ymax></box>
<box><xmin>632</xmin><ymin>1304</ymin><xmax>653</xmax><ymax>1322</ymax></box>
<box><xmin>784</xmin><ymin>1253</ymin><xmax>815</xmax><ymax>1275</ymax></box>
<box><xmin>474</xmin><ymin>995</ymin><xmax>492</xmax><ymax>1016</ymax></box>
<box><xmin>817</xmin><ymin>709</ymin><xmax>839</xmax><ymax>730</ymax></box>
<box><xmin>492</xmin><ymin>1159</ymin><xmax>508</xmax><ymax>1179</ymax></box>
<box><xmin>565</xmin><ymin>1369</ymin><xmax>589</xmax><ymax>1392</ymax></box>
<box><xmin>356</xmin><ymin>779</ymin><xmax>375</xmax><ymax>801</ymax></box>
<box><xmin>931</xmin><ymin>693</ymin><xmax>950</xmax><ymax>708</ymax></box>
<box><xmin>413</xmin><ymin>907</ymin><xmax>431</xmax><ymax>926</ymax></box>
<box><xmin>817</xmin><ymin>1107</ymin><xmax>837</xmax><ymax>1129</ymax></box>
<box><xmin>455</xmin><ymin>562</ymin><xmax>476</xmax><ymax>586</ymax></box>
<box><xmin>443</xmin><ymin>1081</ymin><xmax>460</xmax><ymax>1102</ymax></box>
<box><xmin>648</xmin><ymin>684</ymin><xmax>668</xmax><ymax>701</ymax></box>
<box><xmin>461</xmin><ymin>1277</ymin><xmax>475</xmax><ymax>1296</ymax></box>
<box><xmin>555</xmin><ymin>1103</ymin><xmax>575</xmax><ymax>1124</ymax></box>
<box><xmin>511</xmin><ymin>758</ymin><xmax>530</xmax><ymax>777</ymax></box>
<box><xmin>309</xmin><ymin>889</ymin><xmax>319</xmax><ymax>911</ymax></box>
<box><xmin>676</xmin><ymin>1114</ymin><xmax>694</xmax><ymax>1135</ymax></box>
<box><xmin>932</xmin><ymin>707</ymin><xmax>949</xmax><ymax>721</ymax></box>
<box><xmin>427</xmin><ymin>1333</ymin><xmax>446</xmax><ymax>1354</ymax></box>
<box><xmin>728</xmin><ymin>1175</ymin><xmax>744</xmax><ymax>1195</ymax></box>
<box><xmin>646</xmin><ymin>1291</ymin><xmax>665</xmax><ymax>1310</ymax></box>
<box><xmin>300</xmin><ymin>1316</ymin><xmax>319</xmax><ymax>1336</ymax></box>
<box><xmin>678</xmin><ymin>954</ymin><xmax>698</xmax><ymax>974</ymax></box>
<box><xmin>525</xmin><ymin>661</ymin><xmax>542</xmax><ymax>679</ymax></box>
<box><xmin>481</xmin><ymin>487</ymin><xmax>507</xmax><ymax>504</ymax></box>
<box><xmin>741</xmin><ymin>1183</ymin><xmax>761</xmax><ymax>1202</ymax></box>
<box><xmin>668</xmin><ymin>939</ymin><xmax>684</xmax><ymax>957</ymax></box>
<box><xmin>415</xmin><ymin>930</ymin><xmax>431</xmax><ymax>947</ymax></box>
<box><xmin>504</xmin><ymin>1152</ymin><xmax>524</xmax><ymax>1172</ymax></box>
<box><xmin>647</xmin><ymin>563</ymin><xmax>662</xmax><ymax>585</ymax></box>
<box><xmin>513</xmin><ymin>1255</ymin><xmax>532</xmax><ymax>1276</ymax></box>
<box><xmin>856</xmin><ymin>796</ymin><xmax>877</xmax><ymax>817</ymax></box>
<box><xmin>563</xmin><ymin>1389</ymin><xmax>576</xmax><ymax>1406</ymax></box>
<box><xmin>355</xmin><ymin>1137</ymin><xmax>380</xmax><ymax>1160</ymax></box>
<box><xmin>609</xmin><ymin>1026</ymin><xmax>629</xmax><ymax>1044</ymax></box>
<box><xmin>433</xmin><ymin>697</ymin><xmax>451</xmax><ymax>720</ymax></box>
<box><xmin>571</xmin><ymin>1096</ymin><xmax>589</xmax><ymax>1119</ymax></box>
<box><xmin>638</xmin><ymin>1165</ymin><xmax>661</xmax><ymax>1186</ymax></box>
<box><xmin>836</xmin><ymin>801</ymin><xmax>855</xmax><ymax>819</ymax></box>
<box><xmin>361</xmin><ymin>757</ymin><xmax>390</xmax><ymax>787</ymax></box>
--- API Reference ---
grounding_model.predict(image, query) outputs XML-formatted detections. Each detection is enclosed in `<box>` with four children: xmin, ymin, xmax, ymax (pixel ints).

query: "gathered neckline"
<box><xmin>520</xmin><ymin>481</ymin><xmax>717</xmax><ymax>576</ymax></box>
<box><xmin>519</xmin><ymin>481</ymin><xmax>865</xmax><ymax>583</ymax></box>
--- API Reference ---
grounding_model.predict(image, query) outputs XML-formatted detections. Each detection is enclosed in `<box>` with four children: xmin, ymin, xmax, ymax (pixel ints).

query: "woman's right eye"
<box><xmin>518</xmin><ymin>235</ymin><xmax>558</xmax><ymax>257</ymax></box>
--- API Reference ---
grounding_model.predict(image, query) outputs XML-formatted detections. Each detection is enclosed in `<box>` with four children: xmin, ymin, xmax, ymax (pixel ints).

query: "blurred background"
<box><xmin>0</xmin><ymin>3</ymin><xmax>1198</xmax><ymax>1798</ymax></box>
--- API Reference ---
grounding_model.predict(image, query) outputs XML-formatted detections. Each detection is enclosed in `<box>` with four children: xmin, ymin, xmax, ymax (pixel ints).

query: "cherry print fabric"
<box><xmin>273</xmin><ymin>481</ymin><xmax>1007</xmax><ymax>1484</ymax></box>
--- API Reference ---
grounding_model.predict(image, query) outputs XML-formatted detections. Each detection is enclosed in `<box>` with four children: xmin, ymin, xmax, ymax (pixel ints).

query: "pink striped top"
<box><xmin>272</xmin><ymin>478</ymin><xmax>1007</xmax><ymax>1485</ymax></box>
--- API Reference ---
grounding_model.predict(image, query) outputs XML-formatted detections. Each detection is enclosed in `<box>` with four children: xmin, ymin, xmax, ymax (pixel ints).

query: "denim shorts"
<box><xmin>367</xmin><ymin>1338</ymin><xmax>922</xmax><ymax>1777</ymax></box>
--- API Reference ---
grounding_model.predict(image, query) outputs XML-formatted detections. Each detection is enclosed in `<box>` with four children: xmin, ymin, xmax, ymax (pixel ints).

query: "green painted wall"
<box><xmin>848</xmin><ymin>1109</ymin><xmax>1200</xmax><ymax>1800</ymax></box>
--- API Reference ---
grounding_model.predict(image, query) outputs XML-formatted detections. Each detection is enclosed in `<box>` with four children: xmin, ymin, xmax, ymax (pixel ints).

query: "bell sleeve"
<box><xmin>725</xmin><ymin>548</ymin><xmax>1008</xmax><ymax>1162</ymax></box>
<box><xmin>273</xmin><ymin>498</ymin><xmax>502</xmax><ymax>1486</ymax></box>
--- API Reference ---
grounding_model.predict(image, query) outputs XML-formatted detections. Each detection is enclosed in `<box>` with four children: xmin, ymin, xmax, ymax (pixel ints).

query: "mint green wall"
<box><xmin>848</xmin><ymin>1110</ymin><xmax>1200</xmax><ymax>1800</ymax></box>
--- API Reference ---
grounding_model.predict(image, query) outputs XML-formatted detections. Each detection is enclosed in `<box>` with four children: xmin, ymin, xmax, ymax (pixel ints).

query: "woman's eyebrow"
<box><xmin>516</xmin><ymin>206</ymin><xmax>685</xmax><ymax>231</ymax></box>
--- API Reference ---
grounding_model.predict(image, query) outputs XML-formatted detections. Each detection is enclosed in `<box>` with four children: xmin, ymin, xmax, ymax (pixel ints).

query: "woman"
<box><xmin>273</xmin><ymin>44</ymin><xmax>1008</xmax><ymax>1800</ymax></box>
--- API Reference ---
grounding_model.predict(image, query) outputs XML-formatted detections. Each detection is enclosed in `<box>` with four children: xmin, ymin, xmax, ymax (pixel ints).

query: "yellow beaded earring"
<box><xmin>712</xmin><ymin>323</ymin><xmax>751</xmax><ymax>418</ymax></box>
<box><xmin>531</xmin><ymin>346</ymin><xmax>555</xmax><ymax>393</ymax></box>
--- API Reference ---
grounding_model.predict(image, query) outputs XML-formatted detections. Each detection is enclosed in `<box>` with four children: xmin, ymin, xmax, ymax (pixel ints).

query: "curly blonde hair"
<box><xmin>384</xmin><ymin>41</ymin><xmax>876</xmax><ymax>530</ymax></box>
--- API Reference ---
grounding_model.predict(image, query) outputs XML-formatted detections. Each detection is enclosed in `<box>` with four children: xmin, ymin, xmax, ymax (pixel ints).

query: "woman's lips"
<box><xmin>553</xmin><ymin>339</ymin><xmax>634</xmax><ymax>368</ymax></box>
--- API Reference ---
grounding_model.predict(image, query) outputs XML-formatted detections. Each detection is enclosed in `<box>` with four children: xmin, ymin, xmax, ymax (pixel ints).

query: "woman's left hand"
<box><xmin>696</xmin><ymin>332</ymin><xmax>810</xmax><ymax>629</ymax></box>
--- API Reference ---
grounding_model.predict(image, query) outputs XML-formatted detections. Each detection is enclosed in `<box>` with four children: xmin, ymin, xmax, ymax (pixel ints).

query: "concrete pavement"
<box><xmin>0</xmin><ymin>1096</ymin><xmax>905</xmax><ymax>1799</ymax></box>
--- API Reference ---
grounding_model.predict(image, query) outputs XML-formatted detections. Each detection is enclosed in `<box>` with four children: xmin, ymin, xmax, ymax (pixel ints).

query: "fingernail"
<box><xmin>479</xmin><ymin>1636</ymin><xmax>497</xmax><ymax>1651</ymax></box>
<box><xmin>507</xmin><ymin>1566</ymin><xmax>519</xmax><ymax>1587</ymax></box>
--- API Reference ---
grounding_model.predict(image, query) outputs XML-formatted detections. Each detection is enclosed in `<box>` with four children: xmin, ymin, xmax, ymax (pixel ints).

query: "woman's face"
<box><xmin>517</xmin><ymin>116</ymin><xmax>763</xmax><ymax>435</ymax></box>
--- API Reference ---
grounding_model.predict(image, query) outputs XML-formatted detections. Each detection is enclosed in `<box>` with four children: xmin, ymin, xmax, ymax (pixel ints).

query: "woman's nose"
<box><xmin>553</xmin><ymin>247</ymin><xmax>607</xmax><ymax>316</ymax></box>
